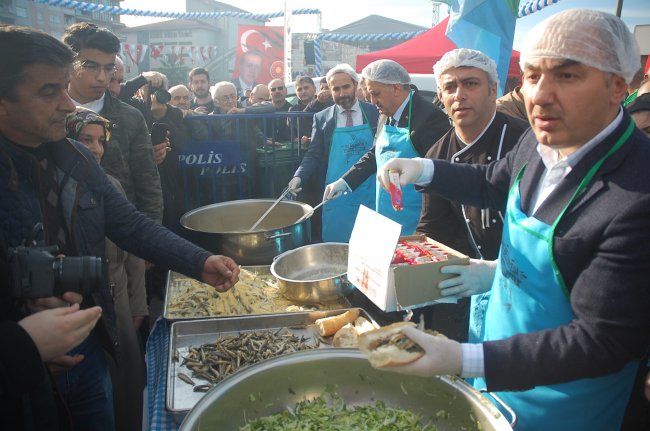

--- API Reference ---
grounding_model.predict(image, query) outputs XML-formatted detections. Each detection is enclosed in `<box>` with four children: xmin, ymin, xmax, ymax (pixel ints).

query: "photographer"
<box><xmin>0</xmin><ymin>26</ymin><xmax>239</xmax><ymax>430</ymax></box>
<box><xmin>1</xmin><ymin>298</ymin><xmax>102</xmax><ymax>430</ymax></box>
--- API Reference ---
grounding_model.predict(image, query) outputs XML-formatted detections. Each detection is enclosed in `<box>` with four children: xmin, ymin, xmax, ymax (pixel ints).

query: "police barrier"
<box><xmin>180</xmin><ymin>111</ymin><xmax>315</xmax><ymax>212</ymax></box>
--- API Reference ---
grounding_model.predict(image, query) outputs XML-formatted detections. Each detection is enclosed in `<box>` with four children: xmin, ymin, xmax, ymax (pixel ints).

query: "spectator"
<box><xmin>305</xmin><ymin>76</ymin><xmax>334</xmax><ymax>114</ymax></box>
<box><xmin>288</xmin><ymin>76</ymin><xmax>317</xmax><ymax>146</ymax></box>
<box><xmin>627</xmin><ymin>93</ymin><xmax>650</xmax><ymax>138</ymax></box>
<box><xmin>189</xmin><ymin>67</ymin><xmax>215</xmax><ymax>114</ymax></box>
<box><xmin>65</xmin><ymin>107</ymin><xmax>147</xmax><ymax>430</ymax></box>
<box><xmin>0</xmin><ymin>25</ymin><xmax>239</xmax><ymax>431</ymax></box>
<box><xmin>169</xmin><ymin>84</ymin><xmax>192</xmax><ymax>110</ymax></box>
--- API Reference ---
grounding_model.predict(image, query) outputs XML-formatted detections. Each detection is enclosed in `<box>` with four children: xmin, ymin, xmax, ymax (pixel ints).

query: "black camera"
<box><xmin>151</xmin><ymin>86</ymin><xmax>171</xmax><ymax>104</ymax></box>
<box><xmin>9</xmin><ymin>243</ymin><xmax>103</xmax><ymax>299</ymax></box>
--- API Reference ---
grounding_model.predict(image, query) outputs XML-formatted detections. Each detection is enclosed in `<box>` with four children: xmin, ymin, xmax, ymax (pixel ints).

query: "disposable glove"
<box><xmin>382</xmin><ymin>326</ymin><xmax>462</xmax><ymax>377</ymax></box>
<box><xmin>377</xmin><ymin>158</ymin><xmax>426</xmax><ymax>191</ymax></box>
<box><xmin>438</xmin><ymin>259</ymin><xmax>497</xmax><ymax>298</ymax></box>
<box><xmin>287</xmin><ymin>177</ymin><xmax>302</xmax><ymax>195</ymax></box>
<box><xmin>322</xmin><ymin>178</ymin><xmax>350</xmax><ymax>200</ymax></box>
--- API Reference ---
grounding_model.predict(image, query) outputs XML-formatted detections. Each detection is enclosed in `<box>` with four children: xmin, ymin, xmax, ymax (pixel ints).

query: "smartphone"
<box><xmin>150</xmin><ymin>122</ymin><xmax>170</xmax><ymax>145</ymax></box>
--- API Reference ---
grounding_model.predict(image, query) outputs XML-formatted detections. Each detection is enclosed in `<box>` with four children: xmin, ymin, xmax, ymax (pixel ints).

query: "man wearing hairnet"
<box><xmin>416</xmin><ymin>48</ymin><xmax>529</xmax><ymax>343</ymax></box>
<box><xmin>323</xmin><ymin>59</ymin><xmax>450</xmax><ymax>235</ymax></box>
<box><xmin>375</xmin><ymin>9</ymin><xmax>650</xmax><ymax>430</ymax></box>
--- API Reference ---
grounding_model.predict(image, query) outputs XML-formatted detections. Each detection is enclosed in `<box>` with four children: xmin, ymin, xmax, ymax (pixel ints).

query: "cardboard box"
<box><xmin>347</xmin><ymin>206</ymin><xmax>469</xmax><ymax>312</ymax></box>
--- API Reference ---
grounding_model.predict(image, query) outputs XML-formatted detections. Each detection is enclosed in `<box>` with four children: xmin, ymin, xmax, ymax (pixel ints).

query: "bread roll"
<box><xmin>358</xmin><ymin>322</ymin><xmax>424</xmax><ymax>368</ymax></box>
<box><xmin>353</xmin><ymin>316</ymin><xmax>376</xmax><ymax>335</ymax></box>
<box><xmin>315</xmin><ymin>309</ymin><xmax>360</xmax><ymax>337</ymax></box>
<box><xmin>332</xmin><ymin>323</ymin><xmax>359</xmax><ymax>347</ymax></box>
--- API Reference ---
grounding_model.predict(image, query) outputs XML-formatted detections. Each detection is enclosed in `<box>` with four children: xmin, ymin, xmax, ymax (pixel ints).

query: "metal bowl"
<box><xmin>270</xmin><ymin>242</ymin><xmax>352</xmax><ymax>303</ymax></box>
<box><xmin>180</xmin><ymin>199</ymin><xmax>312</xmax><ymax>265</ymax></box>
<box><xmin>179</xmin><ymin>349</ymin><xmax>513</xmax><ymax>431</ymax></box>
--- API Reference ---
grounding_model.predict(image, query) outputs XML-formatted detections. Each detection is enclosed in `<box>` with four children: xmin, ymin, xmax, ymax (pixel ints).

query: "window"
<box><xmin>16</xmin><ymin>7</ymin><xmax>27</xmax><ymax>17</ymax></box>
<box><xmin>50</xmin><ymin>15</ymin><xmax>61</xmax><ymax>24</ymax></box>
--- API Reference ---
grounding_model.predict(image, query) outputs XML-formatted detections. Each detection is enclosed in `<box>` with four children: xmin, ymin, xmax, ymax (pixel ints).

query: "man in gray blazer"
<box><xmin>288</xmin><ymin>64</ymin><xmax>379</xmax><ymax>243</ymax></box>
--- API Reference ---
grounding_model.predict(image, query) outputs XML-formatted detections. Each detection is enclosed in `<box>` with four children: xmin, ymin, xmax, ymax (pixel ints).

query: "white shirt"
<box><xmin>335</xmin><ymin>99</ymin><xmax>363</xmax><ymax>128</ymax></box>
<box><xmin>530</xmin><ymin>108</ymin><xmax>623</xmax><ymax>213</ymax></box>
<box><xmin>460</xmin><ymin>108</ymin><xmax>624</xmax><ymax>378</ymax></box>
<box><xmin>72</xmin><ymin>93</ymin><xmax>105</xmax><ymax>114</ymax></box>
<box><xmin>389</xmin><ymin>92</ymin><xmax>411</xmax><ymax>126</ymax></box>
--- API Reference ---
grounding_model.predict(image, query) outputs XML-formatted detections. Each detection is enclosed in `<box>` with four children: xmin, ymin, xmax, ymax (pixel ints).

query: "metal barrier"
<box><xmin>180</xmin><ymin>111</ymin><xmax>315</xmax><ymax>212</ymax></box>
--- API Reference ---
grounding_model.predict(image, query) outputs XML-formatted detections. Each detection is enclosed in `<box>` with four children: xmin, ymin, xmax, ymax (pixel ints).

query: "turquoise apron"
<box><xmin>474</xmin><ymin>121</ymin><xmax>638</xmax><ymax>431</ymax></box>
<box><xmin>323</xmin><ymin>106</ymin><xmax>376</xmax><ymax>242</ymax></box>
<box><xmin>375</xmin><ymin>92</ymin><xmax>421</xmax><ymax>235</ymax></box>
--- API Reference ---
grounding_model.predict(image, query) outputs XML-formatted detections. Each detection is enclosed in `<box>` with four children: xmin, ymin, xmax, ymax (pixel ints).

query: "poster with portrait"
<box><xmin>233</xmin><ymin>25</ymin><xmax>284</xmax><ymax>90</ymax></box>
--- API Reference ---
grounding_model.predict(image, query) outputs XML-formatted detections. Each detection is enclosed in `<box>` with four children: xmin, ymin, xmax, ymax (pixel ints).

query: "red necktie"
<box><xmin>345</xmin><ymin>109</ymin><xmax>353</xmax><ymax>127</ymax></box>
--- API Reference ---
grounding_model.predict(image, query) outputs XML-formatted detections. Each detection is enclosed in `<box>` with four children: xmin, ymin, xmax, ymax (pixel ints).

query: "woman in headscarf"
<box><xmin>66</xmin><ymin>107</ymin><xmax>147</xmax><ymax>431</ymax></box>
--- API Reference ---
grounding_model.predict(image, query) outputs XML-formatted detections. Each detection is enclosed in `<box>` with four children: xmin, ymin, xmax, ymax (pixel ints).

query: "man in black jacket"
<box><xmin>378</xmin><ymin>9</ymin><xmax>649</xmax><ymax>430</ymax></box>
<box><xmin>0</xmin><ymin>25</ymin><xmax>239</xmax><ymax>431</ymax></box>
<box><xmin>415</xmin><ymin>48</ymin><xmax>529</xmax><ymax>342</ymax></box>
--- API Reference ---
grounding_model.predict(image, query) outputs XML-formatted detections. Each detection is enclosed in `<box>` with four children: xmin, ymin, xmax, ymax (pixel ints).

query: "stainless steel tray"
<box><xmin>166</xmin><ymin>308</ymin><xmax>375</xmax><ymax>412</ymax></box>
<box><xmin>163</xmin><ymin>266</ymin><xmax>351</xmax><ymax>320</ymax></box>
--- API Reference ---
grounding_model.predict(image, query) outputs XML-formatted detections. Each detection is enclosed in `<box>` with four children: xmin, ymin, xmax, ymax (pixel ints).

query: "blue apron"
<box><xmin>474</xmin><ymin>121</ymin><xmax>637</xmax><ymax>431</ymax></box>
<box><xmin>322</xmin><ymin>106</ymin><xmax>376</xmax><ymax>242</ymax></box>
<box><xmin>375</xmin><ymin>93</ymin><xmax>421</xmax><ymax>235</ymax></box>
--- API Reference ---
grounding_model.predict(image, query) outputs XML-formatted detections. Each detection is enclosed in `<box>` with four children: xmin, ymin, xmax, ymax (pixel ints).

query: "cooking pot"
<box><xmin>180</xmin><ymin>199</ymin><xmax>312</xmax><ymax>266</ymax></box>
<box><xmin>271</xmin><ymin>243</ymin><xmax>351</xmax><ymax>303</ymax></box>
<box><xmin>179</xmin><ymin>349</ymin><xmax>515</xmax><ymax>431</ymax></box>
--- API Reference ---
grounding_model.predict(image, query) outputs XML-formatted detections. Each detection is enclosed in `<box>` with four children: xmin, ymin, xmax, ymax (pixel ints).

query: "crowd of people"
<box><xmin>1</xmin><ymin>6</ymin><xmax>649</xmax><ymax>431</ymax></box>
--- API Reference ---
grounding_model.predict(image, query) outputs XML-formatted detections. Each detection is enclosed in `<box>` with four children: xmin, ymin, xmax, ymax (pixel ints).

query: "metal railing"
<box><xmin>179</xmin><ymin>111</ymin><xmax>315</xmax><ymax>212</ymax></box>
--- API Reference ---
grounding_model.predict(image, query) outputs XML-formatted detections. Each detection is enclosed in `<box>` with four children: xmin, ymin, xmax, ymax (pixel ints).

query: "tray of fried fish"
<box><xmin>165</xmin><ymin>308</ymin><xmax>375</xmax><ymax>412</ymax></box>
<box><xmin>163</xmin><ymin>266</ymin><xmax>350</xmax><ymax>320</ymax></box>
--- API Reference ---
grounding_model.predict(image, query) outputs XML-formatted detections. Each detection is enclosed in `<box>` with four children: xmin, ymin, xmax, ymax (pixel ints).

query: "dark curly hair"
<box><xmin>62</xmin><ymin>22</ymin><xmax>120</xmax><ymax>54</ymax></box>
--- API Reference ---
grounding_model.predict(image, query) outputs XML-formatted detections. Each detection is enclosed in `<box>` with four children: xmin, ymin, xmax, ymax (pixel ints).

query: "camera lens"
<box><xmin>54</xmin><ymin>256</ymin><xmax>103</xmax><ymax>296</ymax></box>
<box><xmin>154</xmin><ymin>88</ymin><xmax>171</xmax><ymax>104</ymax></box>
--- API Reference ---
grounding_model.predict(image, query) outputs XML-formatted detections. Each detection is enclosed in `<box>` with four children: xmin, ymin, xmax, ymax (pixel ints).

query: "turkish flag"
<box><xmin>233</xmin><ymin>25</ymin><xmax>283</xmax><ymax>86</ymax></box>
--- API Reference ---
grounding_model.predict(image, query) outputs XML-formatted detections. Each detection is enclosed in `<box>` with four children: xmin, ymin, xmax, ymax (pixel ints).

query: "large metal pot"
<box><xmin>271</xmin><ymin>242</ymin><xmax>352</xmax><ymax>303</ymax></box>
<box><xmin>180</xmin><ymin>349</ymin><xmax>514</xmax><ymax>431</ymax></box>
<box><xmin>180</xmin><ymin>199</ymin><xmax>312</xmax><ymax>265</ymax></box>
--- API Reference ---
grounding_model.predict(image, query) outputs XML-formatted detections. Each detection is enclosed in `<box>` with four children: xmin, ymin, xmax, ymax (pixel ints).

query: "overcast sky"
<box><xmin>120</xmin><ymin>0</ymin><xmax>650</xmax><ymax>51</ymax></box>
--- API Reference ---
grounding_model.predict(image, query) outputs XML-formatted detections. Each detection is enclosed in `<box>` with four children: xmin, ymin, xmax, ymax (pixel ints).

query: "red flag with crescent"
<box><xmin>234</xmin><ymin>25</ymin><xmax>283</xmax><ymax>86</ymax></box>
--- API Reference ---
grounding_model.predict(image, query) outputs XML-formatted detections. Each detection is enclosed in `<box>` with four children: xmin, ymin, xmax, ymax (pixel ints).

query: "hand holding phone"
<box><xmin>150</xmin><ymin>122</ymin><xmax>170</xmax><ymax>145</ymax></box>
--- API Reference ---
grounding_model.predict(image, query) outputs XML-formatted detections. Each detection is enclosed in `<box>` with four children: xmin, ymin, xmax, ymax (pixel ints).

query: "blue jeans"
<box><xmin>55</xmin><ymin>333</ymin><xmax>115</xmax><ymax>431</ymax></box>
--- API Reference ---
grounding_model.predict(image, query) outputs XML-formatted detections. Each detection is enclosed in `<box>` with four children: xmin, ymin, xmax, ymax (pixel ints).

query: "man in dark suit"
<box><xmin>323</xmin><ymin>59</ymin><xmax>450</xmax><ymax>235</ymax></box>
<box><xmin>288</xmin><ymin>64</ymin><xmax>379</xmax><ymax>243</ymax></box>
<box><xmin>378</xmin><ymin>9</ymin><xmax>649</xmax><ymax>431</ymax></box>
<box><xmin>232</xmin><ymin>51</ymin><xmax>263</xmax><ymax>104</ymax></box>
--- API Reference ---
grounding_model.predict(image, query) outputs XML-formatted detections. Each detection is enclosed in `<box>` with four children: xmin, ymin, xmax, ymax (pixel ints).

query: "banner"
<box><xmin>233</xmin><ymin>25</ymin><xmax>284</xmax><ymax>89</ymax></box>
<box><xmin>446</xmin><ymin>0</ymin><xmax>518</xmax><ymax>96</ymax></box>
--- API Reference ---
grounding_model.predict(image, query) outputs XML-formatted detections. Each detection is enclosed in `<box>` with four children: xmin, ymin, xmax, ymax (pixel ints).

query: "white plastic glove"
<box><xmin>438</xmin><ymin>259</ymin><xmax>497</xmax><ymax>298</ymax></box>
<box><xmin>288</xmin><ymin>177</ymin><xmax>302</xmax><ymax>195</ymax></box>
<box><xmin>382</xmin><ymin>326</ymin><xmax>462</xmax><ymax>377</ymax></box>
<box><xmin>322</xmin><ymin>178</ymin><xmax>350</xmax><ymax>200</ymax></box>
<box><xmin>377</xmin><ymin>158</ymin><xmax>426</xmax><ymax>192</ymax></box>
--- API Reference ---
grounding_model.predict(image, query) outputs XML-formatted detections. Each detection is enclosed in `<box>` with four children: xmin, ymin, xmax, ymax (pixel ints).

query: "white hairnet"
<box><xmin>326</xmin><ymin>63</ymin><xmax>359</xmax><ymax>83</ymax></box>
<box><xmin>520</xmin><ymin>8</ymin><xmax>641</xmax><ymax>84</ymax></box>
<box><xmin>361</xmin><ymin>59</ymin><xmax>411</xmax><ymax>85</ymax></box>
<box><xmin>433</xmin><ymin>48</ymin><xmax>498</xmax><ymax>88</ymax></box>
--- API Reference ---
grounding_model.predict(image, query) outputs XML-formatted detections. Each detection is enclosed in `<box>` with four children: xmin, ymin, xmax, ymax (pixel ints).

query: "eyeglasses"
<box><xmin>270</xmin><ymin>86</ymin><xmax>285</xmax><ymax>92</ymax></box>
<box><xmin>76</xmin><ymin>60</ymin><xmax>117</xmax><ymax>76</ymax></box>
<box><xmin>217</xmin><ymin>94</ymin><xmax>238</xmax><ymax>102</ymax></box>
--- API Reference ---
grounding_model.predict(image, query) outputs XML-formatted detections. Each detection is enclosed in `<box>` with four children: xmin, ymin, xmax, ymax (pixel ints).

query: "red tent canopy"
<box><xmin>356</xmin><ymin>17</ymin><xmax>521</xmax><ymax>79</ymax></box>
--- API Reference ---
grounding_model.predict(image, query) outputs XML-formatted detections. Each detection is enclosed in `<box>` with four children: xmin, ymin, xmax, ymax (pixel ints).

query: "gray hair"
<box><xmin>211</xmin><ymin>81</ymin><xmax>236</xmax><ymax>99</ymax></box>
